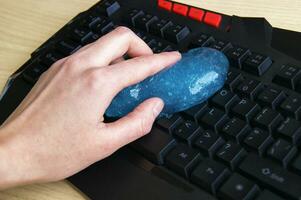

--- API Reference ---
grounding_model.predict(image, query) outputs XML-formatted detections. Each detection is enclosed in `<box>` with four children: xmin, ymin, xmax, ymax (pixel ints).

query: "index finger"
<box><xmin>72</xmin><ymin>26</ymin><xmax>153</xmax><ymax>68</ymax></box>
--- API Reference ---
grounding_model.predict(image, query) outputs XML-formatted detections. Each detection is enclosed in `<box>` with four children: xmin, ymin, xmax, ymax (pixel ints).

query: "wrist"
<box><xmin>0</xmin><ymin>125</ymin><xmax>36</xmax><ymax>189</ymax></box>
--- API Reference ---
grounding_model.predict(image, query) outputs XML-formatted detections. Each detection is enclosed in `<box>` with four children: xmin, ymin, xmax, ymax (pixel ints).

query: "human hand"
<box><xmin>0</xmin><ymin>27</ymin><xmax>181</xmax><ymax>189</ymax></box>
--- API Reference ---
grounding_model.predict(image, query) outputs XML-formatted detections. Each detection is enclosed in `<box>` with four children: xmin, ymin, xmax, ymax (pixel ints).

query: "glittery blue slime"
<box><xmin>105</xmin><ymin>47</ymin><xmax>229</xmax><ymax>117</ymax></box>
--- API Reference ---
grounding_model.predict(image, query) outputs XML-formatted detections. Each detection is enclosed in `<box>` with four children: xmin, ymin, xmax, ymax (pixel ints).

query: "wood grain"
<box><xmin>0</xmin><ymin>0</ymin><xmax>300</xmax><ymax>199</ymax></box>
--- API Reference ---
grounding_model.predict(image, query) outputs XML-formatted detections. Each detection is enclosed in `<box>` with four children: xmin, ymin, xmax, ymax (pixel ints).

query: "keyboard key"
<box><xmin>210</xmin><ymin>89</ymin><xmax>239</xmax><ymax>112</ymax></box>
<box><xmin>225</xmin><ymin>69</ymin><xmax>243</xmax><ymax>91</ymax></box>
<box><xmin>194</xmin><ymin>130</ymin><xmax>224</xmax><ymax>157</ymax></box>
<box><xmin>135</xmin><ymin>31</ymin><xmax>154</xmax><ymax>44</ymax></box>
<box><xmin>239</xmin><ymin>154</ymin><xmax>301</xmax><ymax>200</ymax></box>
<box><xmin>173</xmin><ymin>121</ymin><xmax>200</xmax><ymax>145</ymax></box>
<box><xmin>96</xmin><ymin>0</ymin><xmax>120</xmax><ymax>17</ymax></box>
<box><xmin>23</xmin><ymin>61</ymin><xmax>47</xmax><ymax>83</ymax></box>
<box><xmin>256</xmin><ymin>190</ymin><xmax>285</xmax><ymax>200</ymax></box>
<box><xmin>149</xmin><ymin>19</ymin><xmax>173</xmax><ymax>37</ymax></box>
<box><xmin>277</xmin><ymin>118</ymin><xmax>301</xmax><ymax>144</ymax></box>
<box><xmin>182</xmin><ymin>102</ymin><xmax>208</xmax><ymax>121</ymax></box>
<box><xmin>218</xmin><ymin>173</ymin><xmax>259</xmax><ymax>200</ymax></box>
<box><xmin>39</xmin><ymin>50</ymin><xmax>64</xmax><ymax>67</ymax></box>
<box><xmin>70</xmin><ymin>26</ymin><xmax>94</xmax><ymax>44</ymax></box>
<box><xmin>252</xmin><ymin>108</ymin><xmax>283</xmax><ymax>133</ymax></box>
<box><xmin>163</xmin><ymin>24</ymin><xmax>190</xmax><ymax>43</ymax></box>
<box><xmin>209</xmin><ymin>40</ymin><xmax>232</xmax><ymax>52</ymax></box>
<box><xmin>235</xmin><ymin>78</ymin><xmax>263</xmax><ymax>100</ymax></box>
<box><xmin>273</xmin><ymin>64</ymin><xmax>301</xmax><ymax>90</ymax></box>
<box><xmin>291</xmin><ymin>153</ymin><xmax>301</xmax><ymax>175</ymax></box>
<box><xmin>204</xmin><ymin>12</ymin><xmax>222</xmax><ymax>28</ymax></box>
<box><xmin>91</xmin><ymin>18</ymin><xmax>114</xmax><ymax>34</ymax></box>
<box><xmin>56</xmin><ymin>39</ymin><xmax>81</xmax><ymax>55</ymax></box>
<box><xmin>256</xmin><ymin>87</ymin><xmax>285</xmax><ymax>109</ymax></box>
<box><xmin>131</xmin><ymin>127</ymin><xmax>175</xmax><ymax>165</ymax></box>
<box><xmin>189</xmin><ymin>34</ymin><xmax>214</xmax><ymax>48</ymax></box>
<box><xmin>221</xmin><ymin>118</ymin><xmax>250</xmax><ymax>142</ymax></box>
<box><xmin>134</xmin><ymin>13</ymin><xmax>158</xmax><ymax>32</ymax></box>
<box><xmin>77</xmin><ymin>13</ymin><xmax>101</xmax><ymax>28</ymax></box>
<box><xmin>267</xmin><ymin>139</ymin><xmax>297</xmax><ymax>167</ymax></box>
<box><xmin>148</xmin><ymin>40</ymin><xmax>171</xmax><ymax>53</ymax></box>
<box><xmin>191</xmin><ymin>159</ymin><xmax>230</xmax><ymax>194</ymax></box>
<box><xmin>231</xmin><ymin>98</ymin><xmax>260</xmax><ymax>123</ymax></box>
<box><xmin>156</xmin><ymin>114</ymin><xmax>183</xmax><ymax>134</ymax></box>
<box><xmin>226</xmin><ymin>46</ymin><xmax>250</xmax><ymax>68</ymax></box>
<box><xmin>172</xmin><ymin>3</ymin><xmax>189</xmax><ymax>16</ymax></box>
<box><xmin>243</xmin><ymin>128</ymin><xmax>273</xmax><ymax>155</ymax></box>
<box><xmin>242</xmin><ymin>53</ymin><xmax>273</xmax><ymax>76</ymax></box>
<box><xmin>124</xmin><ymin>9</ymin><xmax>144</xmax><ymax>26</ymax></box>
<box><xmin>188</xmin><ymin>7</ymin><xmax>205</xmax><ymax>22</ymax></box>
<box><xmin>280</xmin><ymin>95</ymin><xmax>301</xmax><ymax>119</ymax></box>
<box><xmin>165</xmin><ymin>144</ymin><xmax>201</xmax><ymax>178</ymax></box>
<box><xmin>199</xmin><ymin>107</ymin><xmax>227</xmax><ymax>132</ymax></box>
<box><xmin>216</xmin><ymin>141</ymin><xmax>246</xmax><ymax>170</ymax></box>
<box><xmin>158</xmin><ymin>0</ymin><xmax>173</xmax><ymax>11</ymax></box>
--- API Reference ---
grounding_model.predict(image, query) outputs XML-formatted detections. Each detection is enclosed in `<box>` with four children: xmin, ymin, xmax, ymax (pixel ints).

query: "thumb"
<box><xmin>103</xmin><ymin>97</ymin><xmax>164</xmax><ymax>150</ymax></box>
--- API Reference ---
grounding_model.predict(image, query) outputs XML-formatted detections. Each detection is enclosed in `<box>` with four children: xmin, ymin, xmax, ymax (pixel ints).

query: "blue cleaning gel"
<box><xmin>105</xmin><ymin>47</ymin><xmax>229</xmax><ymax>117</ymax></box>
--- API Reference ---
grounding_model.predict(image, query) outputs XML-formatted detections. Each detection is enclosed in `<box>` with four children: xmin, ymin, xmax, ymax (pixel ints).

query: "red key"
<box><xmin>204</xmin><ymin>12</ymin><xmax>222</xmax><ymax>28</ymax></box>
<box><xmin>188</xmin><ymin>7</ymin><xmax>205</xmax><ymax>22</ymax></box>
<box><xmin>173</xmin><ymin>3</ymin><xmax>189</xmax><ymax>16</ymax></box>
<box><xmin>158</xmin><ymin>0</ymin><xmax>173</xmax><ymax>11</ymax></box>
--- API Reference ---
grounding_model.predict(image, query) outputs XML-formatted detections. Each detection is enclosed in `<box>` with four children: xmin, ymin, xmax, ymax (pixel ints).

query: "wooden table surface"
<box><xmin>0</xmin><ymin>0</ymin><xmax>300</xmax><ymax>199</ymax></box>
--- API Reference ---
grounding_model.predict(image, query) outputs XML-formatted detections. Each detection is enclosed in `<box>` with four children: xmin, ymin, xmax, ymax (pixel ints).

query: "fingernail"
<box><xmin>153</xmin><ymin>99</ymin><xmax>164</xmax><ymax>117</ymax></box>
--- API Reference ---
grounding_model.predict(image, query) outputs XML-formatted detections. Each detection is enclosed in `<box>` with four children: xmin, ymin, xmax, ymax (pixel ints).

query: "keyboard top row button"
<box><xmin>188</xmin><ymin>7</ymin><xmax>205</xmax><ymax>22</ymax></box>
<box><xmin>158</xmin><ymin>0</ymin><xmax>173</xmax><ymax>11</ymax></box>
<box><xmin>173</xmin><ymin>3</ymin><xmax>189</xmax><ymax>16</ymax></box>
<box><xmin>204</xmin><ymin>12</ymin><xmax>222</xmax><ymax>28</ymax></box>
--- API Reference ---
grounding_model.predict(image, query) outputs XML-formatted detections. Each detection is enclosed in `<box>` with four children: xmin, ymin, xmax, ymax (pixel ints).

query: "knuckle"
<box><xmin>61</xmin><ymin>57</ymin><xmax>79</xmax><ymax>74</ymax></box>
<box><xmin>138</xmin><ymin>114</ymin><xmax>152</xmax><ymax>136</ymax></box>
<box><xmin>83</xmin><ymin>69</ymin><xmax>104</xmax><ymax>91</ymax></box>
<box><xmin>114</xmin><ymin>26</ymin><xmax>135</xmax><ymax>38</ymax></box>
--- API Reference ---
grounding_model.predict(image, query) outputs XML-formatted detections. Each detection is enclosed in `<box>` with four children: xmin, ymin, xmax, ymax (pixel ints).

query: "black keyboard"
<box><xmin>2</xmin><ymin>0</ymin><xmax>301</xmax><ymax>199</ymax></box>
